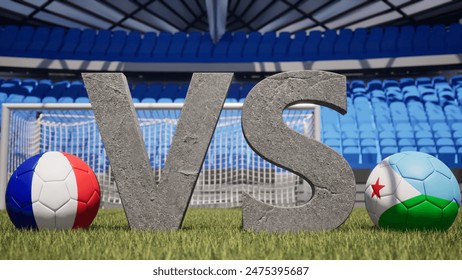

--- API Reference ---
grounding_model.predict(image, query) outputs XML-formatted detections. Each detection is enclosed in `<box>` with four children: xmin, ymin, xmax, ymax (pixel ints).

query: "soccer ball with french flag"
<box><xmin>5</xmin><ymin>152</ymin><xmax>100</xmax><ymax>230</ymax></box>
<box><xmin>365</xmin><ymin>151</ymin><xmax>460</xmax><ymax>230</ymax></box>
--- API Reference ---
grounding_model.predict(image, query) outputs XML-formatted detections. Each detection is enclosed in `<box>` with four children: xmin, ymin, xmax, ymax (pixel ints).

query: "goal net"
<box><xmin>0</xmin><ymin>103</ymin><xmax>319</xmax><ymax>209</ymax></box>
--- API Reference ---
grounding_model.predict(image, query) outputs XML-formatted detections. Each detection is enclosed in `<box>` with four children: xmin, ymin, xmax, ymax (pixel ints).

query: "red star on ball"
<box><xmin>371</xmin><ymin>178</ymin><xmax>385</xmax><ymax>199</ymax></box>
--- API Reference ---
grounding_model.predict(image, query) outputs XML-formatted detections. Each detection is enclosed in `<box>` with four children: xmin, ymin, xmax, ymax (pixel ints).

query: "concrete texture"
<box><xmin>241</xmin><ymin>70</ymin><xmax>356</xmax><ymax>232</ymax></box>
<box><xmin>151</xmin><ymin>73</ymin><xmax>233</xmax><ymax>229</ymax></box>
<box><xmin>82</xmin><ymin>73</ymin><xmax>157</xmax><ymax>229</ymax></box>
<box><xmin>83</xmin><ymin>72</ymin><xmax>233</xmax><ymax>230</ymax></box>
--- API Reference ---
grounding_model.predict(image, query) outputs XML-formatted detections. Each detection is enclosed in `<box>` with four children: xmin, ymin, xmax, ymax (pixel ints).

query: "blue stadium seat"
<box><xmin>398</xmin><ymin>138</ymin><xmax>415</xmax><ymax>149</ymax></box>
<box><xmin>429</xmin><ymin>24</ymin><xmax>446</xmax><ymax>54</ymax></box>
<box><xmin>390</xmin><ymin>102</ymin><xmax>409</xmax><ymax>124</ymax></box>
<box><xmin>385</xmin><ymin>84</ymin><xmax>403</xmax><ymax>102</ymax></box>
<box><xmin>9</xmin><ymin>26</ymin><xmax>34</xmax><ymax>56</ymax></box>
<box><xmin>27</xmin><ymin>26</ymin><xmax>50</xmax><ymax>57</ymax></box>
<box><xmin>434</xmin><ymin>130</ymin><xmax>452</xmax><ymax>138</ymax></box>
<box><xmin>318</xmin><ymin>30</ymin><xmax>337</xmax><ymax>59</ymax></box>
<box><xmin>400</xmin><ymin>146</ymin><xmax>417</xmax><ymax>152</ymax></box>
<box><xmin>359</xmin><ymin>130</ymin><xmax>377</xmax><ymax>141</ymax></box>
<box><xmin>42</xmin><ymin>27</ymin><xmax>65</xmax><ymax>59</ymax></box>
<box><xmin>228</xmin><ymin>32</ymin><xmax>247</xmax><ymax>59</ymax></box>
<box><xmin>74</xmin><ymin>89</ymin><xmax>89</xmax><ymax>103</ymax></box>
<box><xmin>132</xmin><ymin>83</ymin><xmax>148</xmax><ymax>103</ymax></box>
<box><xmin>350</xmin><ymin>80</ymin><xmax>366</xmax><ymax>97</ymax></box>
<box><xmin>321</xmin><ymin>106</ymin><xmax>340</xmax><ymax>125</ymax></box>
<box><xmin>325</xmin><ymin>138</ymin><xmax>341</xmax><ymax>148</ymax></box>
<box><xmin>396</xmin><ymin>122</ymin><xmax>413</xmax><ymax>132</ymax></box>
<box><xmin>361</xmin><ymin>138</ymin><xmax>376</xmax><ymax>147</ymax></box>
<box><xmin>343</xmin><ymin>147</ymin><xmax>361</xmax><ymax>168</ymax></box>
<box><xmin>413</xmin><ymin>25</ymin><xmax>430</xmax><ymax>55</ymax></box>
<box><xmin>74</xmin><ymin>29</ymin><xmax>97</xmax><ymax>59</ymax></box>
<box><xmin>91</xmin><ymin>29</ymin><xmax>112</xmax><ymax>58</ymax></box>
<box><xmin>367</xmin><ymin>79</ymin><xmax>382</xmax><ymax>91</ymax></box>
<box><xmin>157</xmin><ymin>83</ymin><xmax>177</xmax><ymax>103</ymax></box>
<box><xmin>182</xmin><ymin>32</ymin><xmax>201</xmax><ymax>60</ymax></box>
<box><xmin>287</xmin><ymin>31</ymin><xmax>306</xmax><ymax>60</ymax></box>
<box><xmin>444</xmin><ymin>105</ymin><xmax>462</xmax><ymax>125</ymax></box>
<box><xmin>415</xmin><ymin>130</ymin><xmax>433</xmax><ymax>139</ymax></box>
<box><xmin>257</xmin><ymin>32</ymin><xmax>276</xmax><ymax>60</ymax></box>
<box><xmin>407</xmin><ymin>101</ymin><xmax>427</xmax><ymax>123</ymax></box>
<box><xmin>273</xmin><ymin>32</ymin><xmax>291</xmax><ymax>60</ymax></box>
<box><xmin>349</xmin><ymin>28</ymin><xmax>367</xmax><ymax>58</ymax></box>
<box><xmin>400</xmin><ymin>77</ymin><xmax>414</xmax><ymax>87</ymax></box>
<box><xmin>419</xmin><ymin>146</ymin><xmax>437</xmax><ymax>157</ymax></box>
<box><xmin>417</xmin><ymin>138</ymin><xmax>436</xmax><ymax>148</ymax></box>
<box><xmin>43</xmin><ymin>81</ymin><xmax>69</xmax><ymax>103</ymax></box>
<box><xmin>380</xmin><ymin>138</ymin><xmax>397</xmax><ymax>147</ymax></box>
<box><xmin>341</xmin><ymin>127</ymin><xmax>359</xmax><ymax>140</ymax></box>
<box><xmin>334</xmin><ymin>29</ymin><xmax>353</xmax><ymax>59</ymax></box>
<box><xmin>371</xmin><ymin>89</ymin><xmax>386</xmax><ymax>102</ymax></box>
<box><xmin>0</xmin><ymin>83</ymin><xmax>18</xmax><ymax>94</ymax></box>
<box><xmin>137</xmin><ymin>32</ymin><xmax>157</xmax><ymax>60</ymax></box>
<box><xmin>396</xmin><ymin>25</ymin><xmax>414</xmax><ymax>56</ymax></box>
<box><xmin>239</xmin><ymin>83</ymin><xmax>254</xmax><ymax>102</ymax></box>
<box><xmin>365</xmin><ymin>26</ymin><xmax>382</xmax><ymax>57</ymax></box>
<box><xmin>447</xmin><ymin>23</ymin><xmax>462</xmax><ymax>53</ymax></box>
<box><xmin>132</xmin><ymin>83</ymin><xmax>151</xmax><ymax>103</ymax></box>
<box><xmin>0</xmin><ymin>25</ymin><xmax>18</xmax><ymax>54</ymax></box>
<box><xmin>174</xmin><ymin>83</ymin><xmax>189</xmax><ymax>103</ymax></box>
<box><xmin>106</xmin><ymin>30</ymin><xmax>127</xmax><ymax>59</ymax></box>
<box><xmin>343</xmin><ymin>138</ymin><xmax>359</xmax><ymax>147</ymax></box>
<box><xmin>242</xmin><ymin>32</ymin><xmax>262</xmax><ymax>60</ymax></box>
<box><xmin>26</xmin><ymin>82</ymin><xmax>51</xmax><ymax>102</ymax></box>
<box><xmin>167</xmin><ymin>32</ymin><xmax>186</xmax><ymax>59</ymax></box>
<box><xmin>60</xmin><ymin>28</ymin><xmax>82</xmax><ymax>58</ymax></box>
<box><xmin>381</xmin><ymin>146</ymin><xmax>398</xmax><ymax>159</ymax></box>
<box><xmin>213</xmin><ymin>32</ymin><xmax>232</xmax><ymax>59</ymax></box>
<box><xmin>121</xmin><ymin>31</ymin><xmax>141</xmax><ymax>60</ymax></box>
<box><xmin>354</xmin><ymin>98</ymin><xmax>373</xmax><ymax>124</ymax></box>
<box><xmin>304</xmin><ymin>30</ymin><xmax>321</xmax><ymax>59</ymax></box>
<box><xmin>197</xmin><ymin>33</ymin><xmax>213</xmax><ymax>59</ymax></box>
<box><xmin>452</xmin><ymin>122</ymin><xmax>462</xmax><ymax>132</ymax></box>
<box><xmin>22</xmin><ymin>79</ymin><xmax>37</xmax><ymax>87</ymax></box>
<box><xmin>436</xmin><ymin>138</ymin><xmax>455</xmax><ymax>148</ymax></box>
<box><xmin>362</xmin><ymin>147</ymin><xmax>378</xmax><ymax>168</ymax></box>
<box><xmin>226</xmin><ymin>83</ymin><xmax>241</xmax><ymax>103</ymax></box>
<box><xmin>432</xmin><ymin>122</ymin><xmax>451</xmax><ymax>132</ymax></box>
<box><xmin>402</xmin><ymin>85</ymin><xmax>420</xmax><ymax>103</ymax></box>
<box><xmin>381</xmin><ymin>26</ymin><xmax>399</xmax><ymax>57</ymax></box>
<box><xmin>438</xmin><ymin>146</ymin><xmax>458</xmax><ymax>168</ymax></box>
<box><xmin>379</xmin><ymin>130</ymin><xmax>395</xmax><ymax>140</ymax></box>
<box><xmin>456</xmin><ymin>138</ymin><xmax>462</xmax><ymax>149</ymax></box>
<box><xmin>59</xmin><ymin>81</ymin><xmax>82</xmax><ymax>103</ymax></box>
<box><xmin>425</xmin><ymin>102</ymin><xmax>446</xmax><ymax>123</ymax></box>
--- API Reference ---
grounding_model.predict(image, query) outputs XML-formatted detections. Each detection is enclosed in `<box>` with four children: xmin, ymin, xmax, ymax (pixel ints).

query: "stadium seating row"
<box><xmin>0</xmin><ymin>23</ymin><xmax>461</xmax><ymax>62</ymax></box>
<box><xmin>1</xmin><ymin>75</ymin><xmax>462</xmax><ymax>169</ymax></box>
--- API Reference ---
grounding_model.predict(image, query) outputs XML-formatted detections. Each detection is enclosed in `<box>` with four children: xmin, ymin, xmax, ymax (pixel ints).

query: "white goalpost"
<box><xmin>0</xmin><ymin>103</ymin><xmax>320</xmax><ymax>209</ymax></box>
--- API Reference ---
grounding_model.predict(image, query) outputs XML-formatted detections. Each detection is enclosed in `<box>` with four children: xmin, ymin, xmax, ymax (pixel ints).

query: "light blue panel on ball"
<box><xmin>424</xmin><ymin>171</ymin><xmax>458</xmax><ymax>202</ymax></box>
<box><xmin>427</xmin><ymin>157</ymin><xmax>453</xmax><ymax>179</ymax></box>
<box><xmin>396</xmin><ymin>155</ymin><xmax>434</xmax><ymax>180</ymax></box>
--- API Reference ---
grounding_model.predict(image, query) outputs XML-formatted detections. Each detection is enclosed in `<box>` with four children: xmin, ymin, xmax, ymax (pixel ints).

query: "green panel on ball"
<box><xmin>441</xmin><ymin>201</ymin><xmax>460</xmax><ymax>230</ymax></box>
<box><xmin>401</xmin><ymin>194</ymin><xmax>425</xmax><ymax>208</ymax></box>
<box><xmin>378</xmin><ymin>202</ymin><xmax>407</xmax><ymax>229</ymax></box>
<box><xmin>427</xmin><ymin>195</ymin><xmax>452</xmax><ymax>209</ymax></box>
<box><xmin>378</xmin><ymin>195</ymin><xmax>457</xmax><ymax>230</ymax></box>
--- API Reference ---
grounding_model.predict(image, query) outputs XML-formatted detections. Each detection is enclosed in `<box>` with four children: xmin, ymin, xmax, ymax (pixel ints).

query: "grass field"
<box><xmin>0</xmin><ymin>208</ymin><xmax>461</xmax><ymax>260</ymax></box>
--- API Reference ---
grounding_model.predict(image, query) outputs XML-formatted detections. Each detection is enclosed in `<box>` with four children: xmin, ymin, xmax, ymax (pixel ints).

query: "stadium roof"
<box><xmin>0</xmin><ymin>0</ymin><xmax>461</xmax><ymax>41</ymax></box>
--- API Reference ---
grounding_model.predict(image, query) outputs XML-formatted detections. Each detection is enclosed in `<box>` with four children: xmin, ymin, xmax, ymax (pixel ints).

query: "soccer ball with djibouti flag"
<box><xmin>365</xmin><ymin>151</ymin><xmax>461</xmax><ymax>230</ymax></box>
